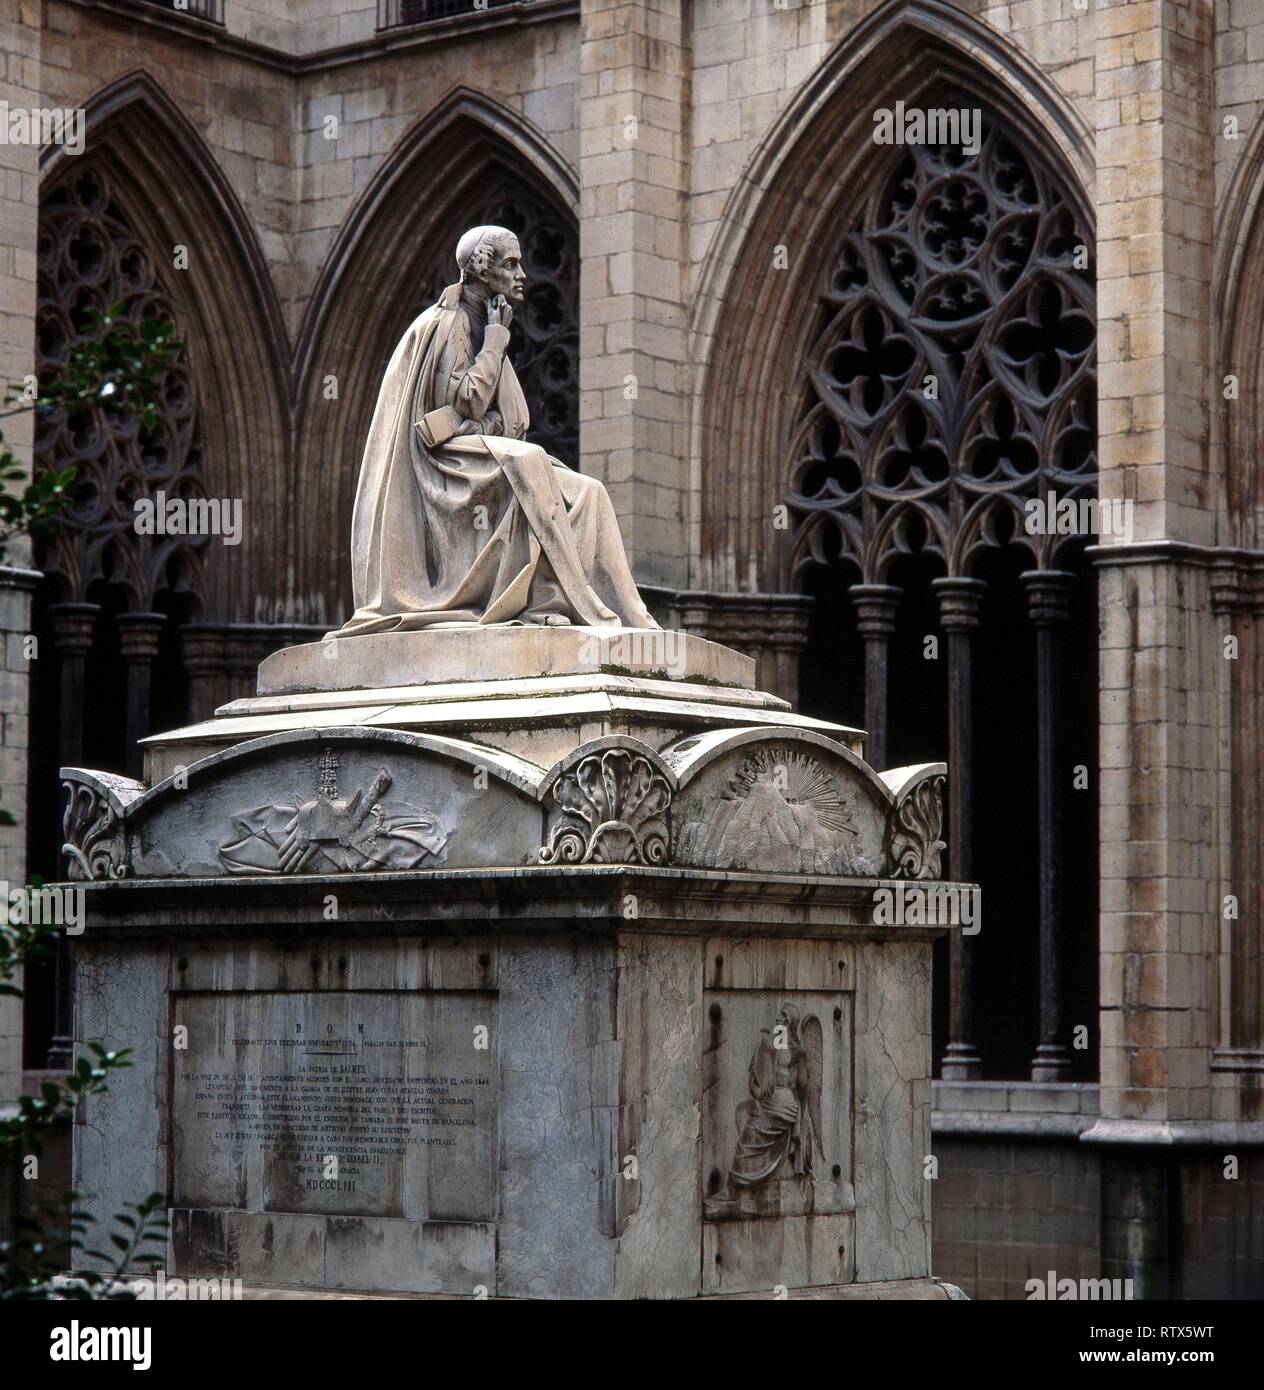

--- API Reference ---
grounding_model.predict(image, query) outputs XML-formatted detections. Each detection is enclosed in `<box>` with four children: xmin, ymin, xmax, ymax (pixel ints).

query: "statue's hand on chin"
<box><xmin>487</xmin><ymin>293</ymin><xmax>513</xmax><ymax>331</ymax></box>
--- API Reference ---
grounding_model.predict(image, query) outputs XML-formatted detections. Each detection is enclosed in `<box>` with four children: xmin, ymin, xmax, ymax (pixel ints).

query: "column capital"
<box><xmin>932</xmin><ymin>576</ymin><xmax>986</xmax><ymax>631</ymax></box>
<box><xmin>1208</xmin><ymin>559</ymin><xmax>1264</xmax><ymax>616</ymax></box>
<box><xmin>116</xmin><ymin>611</ymin><xmax>166</xmax><ymax>663</ymax></box>
<box><xmin>850</xmin><ymin>583</ymin><xmax>901</xmax><ymax>639</ymax></box>
<box><xmin>1020</xmin><ymin>569</ymin><xmax>1076</xmax><ymax>627</ymax></box>
<box><xmin>46</xmin><ymin>601</ymin><xmax>101</xmax><ymax>654</ymax></box>
<box><xmin>179</xmin><ymin>624</ymin><xmax>227</xmax><ymax>676</ymax></box>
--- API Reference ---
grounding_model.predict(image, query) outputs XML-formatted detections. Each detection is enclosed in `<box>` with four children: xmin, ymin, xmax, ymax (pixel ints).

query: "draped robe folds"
<box><xmin>332</xmin><ymin>283</ymin><xmax>657</xmax><ymax>636</ymax></box>
<box><xmin>728</xmin><ymin>1035</ymin><xmax>814</xmax><ymax>1188</ymax></box>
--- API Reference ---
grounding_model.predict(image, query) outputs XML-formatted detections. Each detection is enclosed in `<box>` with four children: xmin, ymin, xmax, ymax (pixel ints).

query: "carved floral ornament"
<box><xmin>784</xmin><ymin>108</ymin><xmax>1096</xmax><ymax>581</ymax></box>
<box><xmin>887</xmin><ymin>772</ymin><xmax>946</xmax><ymax>881</ymax></box>
<box><xmin>61</xmin><ymin>776</ymin><xmax>130</xmax><ymax>881</ymax></box>
<box><xmin>58</xmin><ymin>736</ymin><xmax>947</xmax><ymax>880</ymax></box>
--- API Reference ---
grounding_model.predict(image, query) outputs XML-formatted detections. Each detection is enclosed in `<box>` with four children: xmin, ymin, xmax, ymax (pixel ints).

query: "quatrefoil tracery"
<box><xmin>786</xmin><ymin>112</ymin><xmax>1097</xmax><ymax>581</ymax></box>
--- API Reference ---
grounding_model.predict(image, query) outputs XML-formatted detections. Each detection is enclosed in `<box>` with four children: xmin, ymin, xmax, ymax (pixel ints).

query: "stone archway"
<box><xmin>291</xmin><ymin>89</ymin><xmax>581</xmax><ymax>626</ymax></box>
<box><xmin>691</xmin><ymin>9</ymin><xmax>1099</xmax><ymax>1083</ymax></box>
<box><xmin>27</xmin><ymin>72</ymin><xmax>292</xmax><ymax>1066</ymax></box>
<box><xmin>1208</xmin><ymin>122</ymin><xmax>1264</xmax><ymax>1104</ymax></box>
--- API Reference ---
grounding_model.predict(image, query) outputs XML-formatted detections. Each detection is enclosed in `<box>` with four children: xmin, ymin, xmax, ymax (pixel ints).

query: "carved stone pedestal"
<box><xmin>62</xmin><ymin>628</ymin><xmax>964</xmax><ymax>1300</ymax></box>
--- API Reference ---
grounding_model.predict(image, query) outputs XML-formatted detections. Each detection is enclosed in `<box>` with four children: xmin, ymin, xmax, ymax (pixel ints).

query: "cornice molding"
<box><xmin>1087</xmin><ymin>539</ymin><xmax>1264</xmax><ymax>572</ymax></box>
<box><xmin>62</xmin><ymin>0</ymin><xmax>578</xmax><ymax>75</ymax></box>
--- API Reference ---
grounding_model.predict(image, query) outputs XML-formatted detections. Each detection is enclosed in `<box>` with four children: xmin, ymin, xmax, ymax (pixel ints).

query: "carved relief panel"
<box><xmin>701</xmin><ymin>941</ymin><xmax>856</xmax><ymax>1295</ymax></box>
<box><xmin>672</xmin><ymin>737</ymin><xmax>887</xmax><ymax>877</ymax></box>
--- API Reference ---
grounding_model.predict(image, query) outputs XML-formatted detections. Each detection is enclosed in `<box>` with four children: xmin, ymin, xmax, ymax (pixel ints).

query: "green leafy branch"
<box><xmin>0</xmin><ymin>302</ymin><xmax>182</xmax><ymax>564</ymax></box>
<box><xmin>0</xmin><ymin>923</ymin><xmax>160</xmax><ymax>1299</ymax></box>
<box><xmin>0</xmin><ymin>1041</ymin><xmax>135</xmax><ymax>1151</ymax></box>
<box><xmin>0</xmin><ymin>298</ymin><xmax>181</xmax><ymax>1298</ymax></box>
<box><xmin>0</xmin><ymin>1191</ymin><xmax>167</xmax><ymax>1301</ymax></box>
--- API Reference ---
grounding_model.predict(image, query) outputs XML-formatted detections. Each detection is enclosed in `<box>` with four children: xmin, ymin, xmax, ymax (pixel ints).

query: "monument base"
<box><xmin>73</xmin><ymin>868</ymin><xmax>959</xmax><ymax>1299</ymax></box>
<box><xmin>236</xmin><ymin>1277</ymin><xmax>965</xmax><ymax>1300</ymax></box>
<box><xmin>62</xmin><ymin>629</ymin><xmax>964</xmax><ymax>1300</ymax></box>
<box><xmin>258</xmin><ymin>625</ymin><xmax>753</xmax><ymax>694</ymax></box>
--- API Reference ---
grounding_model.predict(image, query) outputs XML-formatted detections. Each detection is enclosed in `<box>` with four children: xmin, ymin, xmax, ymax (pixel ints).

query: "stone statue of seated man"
<box><xmin>328</xmin><ymin>224</ymin><xmax>658</xmax><ymax>637</ymax></box>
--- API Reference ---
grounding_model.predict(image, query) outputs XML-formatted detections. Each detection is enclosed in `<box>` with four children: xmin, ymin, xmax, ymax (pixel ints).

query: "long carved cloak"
<box><xmin>332</xmin><ymin>283</ymin><xmax>655</xmax><ymax>636</ymax></box>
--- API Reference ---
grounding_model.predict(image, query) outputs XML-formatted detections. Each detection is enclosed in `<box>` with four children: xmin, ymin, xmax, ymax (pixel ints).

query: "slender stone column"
<box><xmin>1024</xmin><ymin>571</ymin><xmax>1076</xmax><ymax>1082</ymax></box>
<box><xmin>850</xmin><ymin>584</ymin><xmax>901</xmax><ymax>772</ymax></box>
<box><xmin>764</xmin><ymin>614</ymin><xmax>812</xmax><ymax>709</ymax></box>
<box><xmin>224</xmin><ymin>635</ymin><xmax>262</xmax><ymax>704</ymax></box>
<box><xmin>47</xmin><ymin>603</ymin><xmax>98</xmax><ymax>768</ymax></box>
<box><xmin>180</xmin><ymin>624</ymin><xmax>228</xmax><ymax>724</ymax></box>
<box><xmin>932</xmin><ymin>577</ymin><xmax>986</xmax><ymax>1080</ymax></box>
<box><xmin>46</xmin><ymin>602</ymin><xmax>100</xmax><ymax>1072</ymax></box>
<box><xmin>116</xmin><ymin>612</ymin><xmax>165</xmax><ymax>780</ymax></box>
<box><xmin>1209</xmin><ymin>563</ymin><xmax>1264</xmax><ymax>1071</ymax></box>
<box><xmin>676</xmin><ymin>591</ymin><xmax>813</xmax><ymax>705</ymax></box>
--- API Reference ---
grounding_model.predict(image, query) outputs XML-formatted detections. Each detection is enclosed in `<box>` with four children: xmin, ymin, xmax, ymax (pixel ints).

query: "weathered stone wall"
<box><xmin>0</xmin><ymin>569</ymin><xmax>37</xmax><ymax>1102</ymax></box>
<box><xmin>293</xmin><ymin>17</ymin><xmax>578</xmax><ymax>335</ymax></box>
<box><xmin>932</xmin><ymin>1135</ymin><xmax>1102</xmax><ymax>1300</ymax></box>
<box><xmin>933</xmin><ymin>1135</ymin><xmax>1264</xmax><ymax>1300</ymax></box>
<box><xmin>1175</xmin><ymin>1148</ymin><xmax>1264</xmax><ymax>1298</ymax></box>
<box><xmin>7</xmin><ymin>0</ymin><xmax>1244</xmax><ymax>619</ymax></box>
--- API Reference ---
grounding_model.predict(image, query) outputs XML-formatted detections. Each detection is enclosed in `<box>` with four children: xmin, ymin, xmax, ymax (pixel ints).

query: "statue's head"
<box><xmin>778</xmin><ymin>1004</ymin><xmax>801</xmax><ymax>1043</ymax></box>
<box><xmin>455</xmin><ymin>225</ymin><xmax>525</xmax><ymax>304</ymax></box>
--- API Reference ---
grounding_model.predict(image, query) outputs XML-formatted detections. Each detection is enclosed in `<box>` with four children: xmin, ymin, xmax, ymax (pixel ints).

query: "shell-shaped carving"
<box><xmin>540</xmin><ymin>748</ymin><xmax>671</xmax><ymax>866</ymax></box>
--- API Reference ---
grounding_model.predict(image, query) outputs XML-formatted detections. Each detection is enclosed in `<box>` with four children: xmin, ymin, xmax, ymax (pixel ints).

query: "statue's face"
<box><xmin>484</xmin><ymin>234</ymin><xmax>526</xmax><ymax>304</ymax></box>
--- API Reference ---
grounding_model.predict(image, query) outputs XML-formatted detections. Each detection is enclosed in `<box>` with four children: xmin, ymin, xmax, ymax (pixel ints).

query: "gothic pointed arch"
<box><xmin>1208</xmin><ymin>117</ymin><xmax>1264</xmax><ymax>1085</ymax></box>
<box><xmin>783</xmin><ymin>114</ymin><xmax>1096</xmax><ymax>586</ymax></box>
<box><xmin>688</xmin><ymin>7</ymin><xmax>1099</xmax><ymax>1083</ymax></box>
<box><xmin>1214</xmin><ymin>115</ymin><xmax>1264</xmax><ymax>551</ymax></box>
<box><xmin>36</xmin><ymin>163</ymin><xmax>205</xmax><ymax>611</ymax></box>
<box><xmin>39</xmin><ymin>71</ymin><xmax>291</xmax><ymax>625</ymax></box>
<box><xmin>689</xmin><ymin>0</ymin><xmax>1094</xmax><ymax>592</ymax></box>
<box><xmin>293</xmin><ymin>89</ymin><xmax>581</xmax><ymax>622</ymax></box>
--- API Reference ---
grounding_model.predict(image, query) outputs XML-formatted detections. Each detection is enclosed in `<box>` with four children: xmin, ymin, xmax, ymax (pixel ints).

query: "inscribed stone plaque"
<box><xmin>173</xmin><ymin>991</ymin><xmax>496</xmax><ymax>1221</ymax></box>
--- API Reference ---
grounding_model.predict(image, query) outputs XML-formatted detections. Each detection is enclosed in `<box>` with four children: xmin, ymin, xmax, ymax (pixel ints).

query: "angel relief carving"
<box><xmin>727</xmin><ymin>1004</ymin><xmax>824</xmax><ymax>1194</ymax></box>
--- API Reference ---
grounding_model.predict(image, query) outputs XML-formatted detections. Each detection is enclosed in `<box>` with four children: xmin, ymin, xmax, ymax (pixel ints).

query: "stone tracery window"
<box><xmin>417</xmin><ymin>169</ymin><xmax>579</xmax><ymax>468</ymax></box>
<box><xmin>785</xmin><ymin>107</ymin><xmax>1098</xmax><ymax>1084</ymax></box>
<box><xmin>27</xmin><ymin>163</ymin><xmax>207</xmax><ymax>1069</ymax></box>
<box><xmin>36</xmin><ymin>165</ymin><xmax>207</xmax><ymax>607</ymax></box>
<box><xmin>786</xmin><ymin>116</ymin><xmax>1096</xmax><ymax>580</ymax></box>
